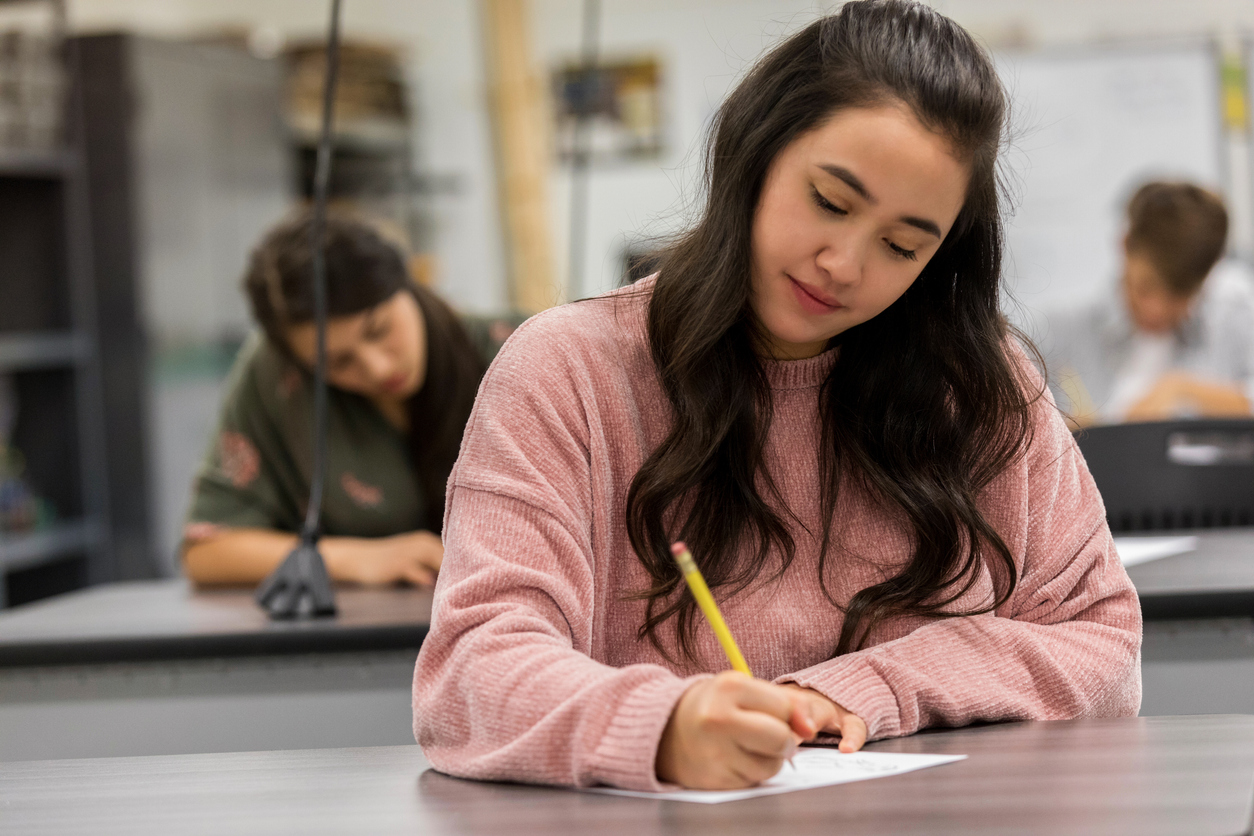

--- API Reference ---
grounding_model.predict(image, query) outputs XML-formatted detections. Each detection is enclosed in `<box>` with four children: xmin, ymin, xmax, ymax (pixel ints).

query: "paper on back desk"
<box><xmin>1113</xmin><ymin>535</ymin><xmax>1198</xmax><ymax>568</ymax></box>
<box><xmin>583</xmin><ymin>749</ymin><xmax>966</xmax><ymax>804</ymax></box>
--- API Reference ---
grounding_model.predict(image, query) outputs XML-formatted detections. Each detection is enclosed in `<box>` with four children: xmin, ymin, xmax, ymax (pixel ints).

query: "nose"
<box><xmin>359</xmin><ymin>345</ymin><xmax>395</xmax><ymax>384</ymax></box>
<box><xmin>815</xmin><ymin>232</ymin><xmax>868</xmax><ymax>288</ymax></box>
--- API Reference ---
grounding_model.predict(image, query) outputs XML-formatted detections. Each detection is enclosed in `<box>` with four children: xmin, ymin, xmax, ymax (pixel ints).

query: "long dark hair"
<box><xmin>626</xmin><ymin>0</ymin><xmax>1040</xmax><ymax>660</ymax></box>
<box><xmin>242</xmin><ymin>210</ymin><xmax>485</xmax><ymax>532</ymax></box>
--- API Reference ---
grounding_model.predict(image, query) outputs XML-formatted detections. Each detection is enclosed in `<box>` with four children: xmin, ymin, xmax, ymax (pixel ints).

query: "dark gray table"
<box><xmin>3</xmin><ymin>715</ymin><xmax>1252</xmax><ymax>836</ymax></box>
<box><xmin>1124</xmin><ymin>529</ymin><xmax>1254</xmax><ymax>716</ymax></box>
<box><xmin>1127</xmin><ymin>528</ymin><xmax>1254</xmax><ymax>620</ymax></box>
<box><xmin>2</xmin><ymin>528</ymin><xmax>1252</xmax><ymax>761</ymax></box>
<box><xmin>0</xmin><ymin>580</ymin><xmax>432</xmax><ymax>761</ymax></box>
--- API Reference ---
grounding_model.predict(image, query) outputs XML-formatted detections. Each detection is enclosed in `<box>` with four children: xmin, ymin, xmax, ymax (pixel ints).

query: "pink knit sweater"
<box><xmin>412</xmin><ymin>280</ymin><xmax>1142</xmax><ymax>791</ymax></box>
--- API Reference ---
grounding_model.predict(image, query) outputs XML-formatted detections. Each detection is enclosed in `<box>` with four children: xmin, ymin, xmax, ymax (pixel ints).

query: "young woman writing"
<box><xmin>183</xmin><ymin>212</ymin><xmax>511</xmax><ymax>587</ymax></box>
<box><xmin>413</xmin><ymin>0</ymin><xmax>1141</xmax><ymax>791</ymax></box>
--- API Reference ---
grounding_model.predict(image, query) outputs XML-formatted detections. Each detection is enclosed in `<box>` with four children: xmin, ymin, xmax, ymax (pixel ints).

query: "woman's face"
<box><xmin>750</xmin><ymin>104</ymin><xmax>971</xmax><ymax>360</ymax></box>
<box><xmin>286</xmin><ymin>289</ymin><xmax>427</xmax><ymax>401</ymax></box>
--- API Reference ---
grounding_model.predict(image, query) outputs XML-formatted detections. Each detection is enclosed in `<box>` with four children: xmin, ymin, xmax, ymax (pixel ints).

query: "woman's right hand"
<box><xmin>324</xmin><ymin>530</ymin><xmax>444</xmax><ymax>587</ymax></box>
<box><xmin>655</xmin><ymin>672</ymin><xmax>805</xmax><ymax>789</ymax></box>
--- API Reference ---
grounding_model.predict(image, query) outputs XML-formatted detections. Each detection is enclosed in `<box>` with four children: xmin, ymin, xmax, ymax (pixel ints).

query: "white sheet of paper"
<box><xmin>1113</xmin><ymin>535</ymin><xmax>1198</xmax><ymax>568</ymax></box>
<box><xmin>583</xmin><ymin>749</ymin><xmax>967</xmax><ymax>804</ymax></box>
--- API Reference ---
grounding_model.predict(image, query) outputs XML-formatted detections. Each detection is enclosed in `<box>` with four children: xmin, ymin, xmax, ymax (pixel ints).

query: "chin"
<box><xmin>1135</xmin><ymin>320</ymin><xmax>1172</xmax><ymax>335</ymax></box>
<box><xmin>394</xmin><ymin>379</ymin><xmax>421</xmax><ymax>401</ymax></box>
<box><xmin>761</xmin><ymin>315</ymin><xmax>832</xmax><ymax>351</ymax></box>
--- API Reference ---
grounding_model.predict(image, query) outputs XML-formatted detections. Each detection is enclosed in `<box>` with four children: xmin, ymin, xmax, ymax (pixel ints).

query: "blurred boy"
<box><xmin>1046</xmin><ymin>181</ymin><xmax>1254</xmax><ymax>425</ymax></box>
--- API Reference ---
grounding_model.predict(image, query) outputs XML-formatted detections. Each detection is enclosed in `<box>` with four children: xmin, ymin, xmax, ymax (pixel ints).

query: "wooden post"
<box><xmin>481</xmin><ymin>0</ymin><xmax>557</xmax><ymax>314</ymax></box>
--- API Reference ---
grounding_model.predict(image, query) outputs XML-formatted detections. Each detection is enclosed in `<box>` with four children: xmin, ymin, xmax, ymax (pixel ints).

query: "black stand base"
<box><xmin>255</xmin><ymin>540</ymin><xmax>338</xmax><ymax>619</ymax></box>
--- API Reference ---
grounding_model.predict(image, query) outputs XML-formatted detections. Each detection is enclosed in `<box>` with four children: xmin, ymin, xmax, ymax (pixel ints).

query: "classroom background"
<box><xmin>2</xmin><ymin>7</ymin><xmax>1254</xmax><ymax>823</ymax></box>
<box><xmin>0</xmin><ymin>0</ymin><xmax>1248</xmax><ymax>604</ymax></box>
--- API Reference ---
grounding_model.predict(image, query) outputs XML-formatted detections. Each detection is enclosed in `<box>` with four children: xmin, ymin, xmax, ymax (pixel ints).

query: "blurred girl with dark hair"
<box><xmin>413</xmin><ymin>0</ymin><xmax>1141</xmax><ymax>791</ymax></box>
<box><xmin>183</xmin><ymin>211</ymin><xmax>510</xmax><ymax>588</ymax></box>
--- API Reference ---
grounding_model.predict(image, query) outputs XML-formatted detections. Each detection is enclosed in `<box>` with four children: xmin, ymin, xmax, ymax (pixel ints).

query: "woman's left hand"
<box><xmin>777</xmin><ymin>683</ymin><xmax>868</xmax><ymax>752</ymax></box>
<box><xmin>374</xmin><ymin>530</ymin><xmax>444</xmax><ymax>587</ymax></box>
<box><xmin>322</xmin><ymin>530</ymin><xmax>444</xmax><ymax>587</ymax></box>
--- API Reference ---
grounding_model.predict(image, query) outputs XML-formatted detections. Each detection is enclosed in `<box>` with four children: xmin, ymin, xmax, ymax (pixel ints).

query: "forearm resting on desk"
<box><xmin>1127</xmin><ymin>373</ymin><xmax>1252</xmax><ymax>421</ymax></box>
<box><xmin>182</xmin><ymin>528</ymin><xmax>443</xmax><ymax>587</ymax></box>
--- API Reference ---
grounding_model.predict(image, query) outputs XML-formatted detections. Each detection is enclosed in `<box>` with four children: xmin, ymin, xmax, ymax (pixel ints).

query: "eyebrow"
<box><xmin>818</xmin><ymin>164</ymin><xmax>943</xmax><ymax>238</ymax></box>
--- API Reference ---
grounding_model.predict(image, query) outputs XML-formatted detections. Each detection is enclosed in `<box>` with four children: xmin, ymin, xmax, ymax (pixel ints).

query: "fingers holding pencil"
<box><xmin>656</xmin><ymin>672</ymin><xmax>802</xmax><ymax>789</ymax></box>
<box><xmin>659</xmin><ymin>541</ymin><xmax>869</xmax><ymax>788</ymax></box>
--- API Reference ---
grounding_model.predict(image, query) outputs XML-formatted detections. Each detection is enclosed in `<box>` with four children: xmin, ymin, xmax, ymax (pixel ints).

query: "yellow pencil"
<box><xmin>670</xmin><ymin>541</ymin><xmax>753</xmax><ymax>676</ymax></box>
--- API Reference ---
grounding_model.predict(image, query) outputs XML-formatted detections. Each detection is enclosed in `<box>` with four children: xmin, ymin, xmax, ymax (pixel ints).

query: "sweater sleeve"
<box><xmin>778</xmin><ymin>386</ymin><xmax>1143</xmax><ymax>740</ymax></box>
<box><xmin>411</xmin><ymin>315</ymin><xmax>698</xmax><ymax>791</ymax></box>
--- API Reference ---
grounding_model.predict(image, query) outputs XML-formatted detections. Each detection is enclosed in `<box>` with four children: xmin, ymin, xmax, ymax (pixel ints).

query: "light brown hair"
<box><xmin>1126</xmin><ymin>181</ymin><xmax>1228</xmax><ymax>296</ymax></box>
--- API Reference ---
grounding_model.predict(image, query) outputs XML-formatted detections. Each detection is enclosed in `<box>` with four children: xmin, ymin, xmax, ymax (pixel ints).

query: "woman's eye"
<box><xmin>811</xmin><ymin>187</ymin><xmax>847</xmax><ymax>216</ymax></box>
<box><xmin>886</xmin><ymin>241</ymin><xmax>918</xmax><ymax>261</ymax></box>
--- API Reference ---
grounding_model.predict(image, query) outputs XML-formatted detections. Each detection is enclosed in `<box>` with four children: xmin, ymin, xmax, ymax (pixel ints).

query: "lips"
<box><xmin>788</xmin><ymin>276</ymin><xmax>843</xmax><ymax>314</ymax></box>
<box><xmin>382</xmin><ymin>372</ymin><xmax>409</xmax><ymax>394</ymax></box>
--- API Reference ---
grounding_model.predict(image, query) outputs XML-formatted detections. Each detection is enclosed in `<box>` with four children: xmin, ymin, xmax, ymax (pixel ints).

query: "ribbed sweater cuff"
<box><xmin>590</xmin><ymin>673</ymin><xmax>709</xmax><ymax>792</ymax></box>
<box><xmin>778</xmin><ymin>657</ymin><xmax>902</xmax><ymax>740</ymax></box>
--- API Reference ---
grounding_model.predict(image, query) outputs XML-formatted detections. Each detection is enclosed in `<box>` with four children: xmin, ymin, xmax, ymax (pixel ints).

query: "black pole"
<box><xmin>255</xmin><ymin>0</ymin><xmax>343</xmax><ymax>619</ymax></box>
<box><xmin>303</xmin><ymin>0</ymin><xmax>342</xmax><ymax>541</ymax></box>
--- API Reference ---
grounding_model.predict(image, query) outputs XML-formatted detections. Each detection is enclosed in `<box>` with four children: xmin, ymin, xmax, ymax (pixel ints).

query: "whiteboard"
<box><xmin>995</xmin><ymin>44</ymin><xmax>1223</xmax><ymax>325</ymax></box>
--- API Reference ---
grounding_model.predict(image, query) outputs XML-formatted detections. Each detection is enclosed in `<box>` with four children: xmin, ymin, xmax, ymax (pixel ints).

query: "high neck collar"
<box><xmin>761</xmin><ymin>345</ymin><xmax>838</xmax><ymax>390</ymax></box>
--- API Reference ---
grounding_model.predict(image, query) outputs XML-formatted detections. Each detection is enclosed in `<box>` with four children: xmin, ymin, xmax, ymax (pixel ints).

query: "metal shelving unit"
<box><xmin>0</xmin><ymin>332</ymin><xmax>89</xmax><ymax>371</ymax></box>
<box><xmin>0</xmin><ymin>148</ymin><xmax>74</xmax><ymax>178</ymax></box>
<box><xmin>0</xmin><ymin>0</ymin><xmax>111</xmax><ymax>608</ymax></box>
<box><xmin>0</xmin><ymin>518</ymin><xmax>104</xmax><ymax>574</ymax></box>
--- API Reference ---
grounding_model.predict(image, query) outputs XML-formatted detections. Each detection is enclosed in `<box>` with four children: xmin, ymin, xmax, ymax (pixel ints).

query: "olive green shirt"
<box><xmin>184</xmin><ymin>315</ymin><xmax>522</xmax><ymax>543</ymax></box>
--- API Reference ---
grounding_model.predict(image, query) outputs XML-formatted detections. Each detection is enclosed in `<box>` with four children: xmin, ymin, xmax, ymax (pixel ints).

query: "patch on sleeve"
<box><xmin>278</xmin><ymin>367</ymin><xmax>303</xmax><ymax>399</ymax></box>
<box><xmin>341</xmin><ymin>472</ymin><xmax>383</xmax><ymax>508</ymax></box>
<box><xmin>218</xmin><ymin>431</ymin><xmax>261</xmax><ymax>488</ymax></box>
<box><xmin>183</xmin><ymin>521</ymin><xmax>226</xmax><ymax>542</ymax></box>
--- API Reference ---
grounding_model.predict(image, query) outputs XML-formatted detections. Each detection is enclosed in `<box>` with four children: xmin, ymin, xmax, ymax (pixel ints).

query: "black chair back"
<box><xmin>1075</xmin><ymin>419</ymin><xmax>1254</xmax><ymax>533</ymax></box>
